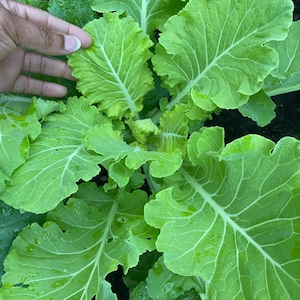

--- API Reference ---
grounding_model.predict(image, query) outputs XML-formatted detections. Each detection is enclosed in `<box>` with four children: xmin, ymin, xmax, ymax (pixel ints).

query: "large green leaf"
<box><xmin>0</xmin><ymin>187</ymin><xmax>157</xmax><ymax>299</ymax></box>
<box><xmin>145</xmin><ymin>127</ymin><xmax>300</xmax><ymax>299</ymax></box>
<box><xmin>92</xmin><ymin>0</ymin><xmax>186</xmax><ymax>35</ymax></box>
<box><xmin>152</xmin><ymin>0</ymin><xmax>293</xmax><ymax>111</ymax></box>
<box><xmin>0</xmin><ymin>98</ymin><xmax>103</xmax><ymax>214</ymax></box>
<box><xmin>68</xmin><ymin>14</ymin><xmax>154</xmax><ymax>119</ymax></box>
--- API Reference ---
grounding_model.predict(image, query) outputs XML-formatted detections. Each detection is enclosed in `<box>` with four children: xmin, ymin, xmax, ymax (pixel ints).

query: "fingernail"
<box><xmin>64</xmin><ymin>35</ymin><xmax>81</xmax><ymax>52</ymax></box>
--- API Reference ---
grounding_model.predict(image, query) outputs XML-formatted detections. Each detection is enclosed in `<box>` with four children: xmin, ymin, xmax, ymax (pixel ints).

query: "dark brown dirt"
<box><xmin>205</xmin><ymin>92</ymin><xmax>300</xmax><ymax>144</ymax></box>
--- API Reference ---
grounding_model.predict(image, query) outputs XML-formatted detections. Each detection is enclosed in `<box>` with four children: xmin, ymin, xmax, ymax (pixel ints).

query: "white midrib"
<box><xmin>100</xmin><ymin>44</ymin><xmax>137</xmax><ymax>116</ymax></box>
<box><xmin>60</xmin><ymin>145</ymin><xmax>83</xmax><ymax>187</ymax></box>
<box><xmin>4</xmin><ymin>144</ymin><xmax>83</xmax><ymax>206</ymax></box>
<box><xmin>179</xmin><ymin>168</ymin><xmax>285</xmax><ymax>272</ymax></box>
<box><xmin>140</xmin><ymin>0</ymin><xmax>148</xmax><ymax>34</ymax></box>
<box><xmin>32</xmin><ymin>200</ymin><xmax>119</xmax><ymax>300</ymax></box>
<box><xmin>284</xmin><ymin>38</ymin><xmax>300</xmax><ymax>73</ymax></box>
<box><xmin>160</xmin><ymin>132</ymin><xmax>184</xmax><ymax>138</ymax></box>
<box><xmin>80</xmin><ymin>200</ymin><xmax>119</xmax><ymax>299</ymax></box>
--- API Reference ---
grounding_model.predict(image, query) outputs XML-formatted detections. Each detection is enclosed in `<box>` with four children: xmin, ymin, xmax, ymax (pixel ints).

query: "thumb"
<box><xmin>0</xmin><ymin>4</ymin><xmax>81</xmax><ymax>56</ymax></box>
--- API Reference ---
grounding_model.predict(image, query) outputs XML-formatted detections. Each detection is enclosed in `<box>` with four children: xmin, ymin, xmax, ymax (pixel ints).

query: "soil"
<box><xmin>205</xmin><ymin>91</ymin><xmax>300</xmax><ymax>143</ymax></box>
<box><xmin>106</xmin><ymin>267</ymin><xmax>130</xmax><ymax>300</ymax></box>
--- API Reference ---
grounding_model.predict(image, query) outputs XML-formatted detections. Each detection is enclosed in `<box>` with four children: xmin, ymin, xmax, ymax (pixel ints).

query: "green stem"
<box><xmin>0</xmin><ymin>94</ymin><xmax>32</xmax><ymax>103</ymax></box>
<box><xmin>142</xmin><ymin>164</ymin><xmax>161</xmax><ymax>194</ymax></box>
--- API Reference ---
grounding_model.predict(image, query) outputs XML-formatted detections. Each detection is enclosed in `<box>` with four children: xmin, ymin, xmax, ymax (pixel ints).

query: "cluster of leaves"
<box><xmin>1</xmin><ymin>0</ymin><xmax>300</xmax><ymax>299</ymax></box>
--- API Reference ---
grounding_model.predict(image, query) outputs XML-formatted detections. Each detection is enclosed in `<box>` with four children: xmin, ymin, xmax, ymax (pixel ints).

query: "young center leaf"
<box><xmin>0</xmin><ymin>187</ymin><xmax>157</xmax><ymax>299</ymax></box>
<box><xmin>92</xmin><ymin>0</ymin><xmax>186</xmax><ymax>35</ymax></box>
<box><xmin>145</xmin><ymin>127</ymin><xmax>300</xmax><ymax>299</ymax></box>
<box><xmin>152</xmin><ymin>104</ymin><xmax>189</xmax><ymax>153</ymax></box>
<box><xmin>152</xmin><ymin>0</ymin><xmax>293</xmax><ymax>111</ymax></box>
<box><xmin>84</xmin><ymin>123</ymin><xmax>183</xmax><ymax>187</ymax></box>
<box><xmin>0</xmin><ymin>98</ymin><xmax>104</xmax><ymax>214</ymax></box>
<box><xmin>68</xmin><ymin>13</ymin><xmax>154</xmax><ymax>119</ymax></box>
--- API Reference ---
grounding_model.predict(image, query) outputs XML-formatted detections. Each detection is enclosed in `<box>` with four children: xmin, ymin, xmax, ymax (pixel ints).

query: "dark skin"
<box><xmin>0</xmin><ymin>0</ymin><xmax>92</xmax><ymax>97</ymax></box>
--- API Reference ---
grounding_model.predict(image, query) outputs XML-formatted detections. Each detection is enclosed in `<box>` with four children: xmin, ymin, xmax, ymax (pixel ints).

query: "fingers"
<box><xmin>0</xmin><ymin>0</ymin><xmax>93</xmax><ymax>97</ymax></box>
<box><xmin>0</xmin><ymin>49</ymin><xmax>73</xmax><ymax>97</ymax></box>
<box><xmin>0</xmin><ymin>6</ymin><xmax>78</xmax><ymax>56</ymax></box>
<box><xmin>12</xmin><ymin>75</ymin><xmax>68</xmax><ymax>98</ymax></box>
<box><xmin>6</xmin><ymin>0</ymin><xmax>92</xmax><ymax>48</ymax></box>
<box><xmin>0</xmin><ymin>1</ymin><xmax>92</xmax><ymax>57</ymax></box>
<box><xmin>16</xmin><ymin>52</ymin><xmax>75</xmax><ymax>97</ymax></box>
<box><xmin>23</xmin><ymin>52</ymin><xmax>75</xmax><ymax>81</ymax></box>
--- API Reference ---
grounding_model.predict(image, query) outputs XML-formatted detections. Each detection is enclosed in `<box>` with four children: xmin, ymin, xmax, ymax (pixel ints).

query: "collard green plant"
<box><xmin>1</xmin><ymin>0</ymin><xmax>300</xmax><ymax>299</ymax></box>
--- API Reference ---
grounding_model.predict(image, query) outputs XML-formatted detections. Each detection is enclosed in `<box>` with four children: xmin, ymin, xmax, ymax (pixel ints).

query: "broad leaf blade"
<box><xmin>152</xmin><ymin>0</ymin><xmax>293</xmax><ymax>111</ymax></box>
<box><xmin>0</xmin><ymin>201</ymin><xmax>117</xmax><ymax>299</ymax></box>
<box><xmin>145</xmin><ymin>127</ymin><xmax>300</xmax><ymax>299</ymax></box>
<box><xmin>92</xmin><ymin>0</ymin><xmax>186</xmax><ymax>35</ymax></box>
<box><xmin>68</xmin><ymin>14</ymin><xmax>154</xmax><ymax>119</ymax></box>
<box><xmin>1</xmin><ymin>188</ymin><xmax>157</xmax><ymax>298</ymax></box>
<box><xmin>1</xmin><ymin>98</ymin><xmax>103</xmax><ymax>214</ymax></box>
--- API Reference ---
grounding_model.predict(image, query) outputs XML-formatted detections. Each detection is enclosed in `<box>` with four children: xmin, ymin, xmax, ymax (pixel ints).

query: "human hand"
<box><xmin>0</xmin><ymin>0</ymin><xmax>92</xmax><ymax>97</ymax></box>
